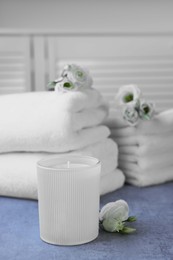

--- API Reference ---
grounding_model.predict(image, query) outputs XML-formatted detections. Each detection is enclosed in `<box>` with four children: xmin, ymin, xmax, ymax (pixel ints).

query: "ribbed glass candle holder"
<box><xmin>37</xmin><ymin>155</ymin><xmax>101</xmax><ymax>245</ymax></box>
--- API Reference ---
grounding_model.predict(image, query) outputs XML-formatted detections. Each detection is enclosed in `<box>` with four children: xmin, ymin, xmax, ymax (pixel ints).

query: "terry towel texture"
<box><xmin>0</xmin><ymin>90</ymin><xmax>110</xmax><ymax>153</ymax></box>
<box><xmin>106</xmin><ymin>109</ymin><xmax>173</xmax><ymax>134</ymax></box>
<box><xmin>105</xmin><ymin>109</ymin><xmax>173</xmax><ymax>187</ymax></box>
<box><xmin>0</xmin><ymin>139</ymin><xmax>124</xmax><ymax>199</ymax></box>
<box><xmin>0</xmin><ymin>89</ymin><xmax>125</xmax><ymax>198</ymax></box>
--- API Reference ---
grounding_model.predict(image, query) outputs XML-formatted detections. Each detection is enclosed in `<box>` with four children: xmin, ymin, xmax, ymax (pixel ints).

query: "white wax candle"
<box><xmin>37</xmin><ymin>155</ymin><xmax>101</xmax><ymax>246</ymax></box>
<box><xmin>54</xmin><ymin>161</ymin><xmax>89</xmax><ymax>169</ymax></box>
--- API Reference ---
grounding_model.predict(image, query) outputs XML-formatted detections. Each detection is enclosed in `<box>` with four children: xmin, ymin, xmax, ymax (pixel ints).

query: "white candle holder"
<box><xmin>37</xmin><ymin>155</ymin><xmax>101</xmax><ymax>246</ymax></box>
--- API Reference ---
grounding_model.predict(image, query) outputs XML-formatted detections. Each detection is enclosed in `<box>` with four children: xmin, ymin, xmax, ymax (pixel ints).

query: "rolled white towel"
<box><xmin>121</xmin><ymin>165</ymin><xmax>173</xmax><ymax>187</ymax></box>
<box><xmin>0</xmin><ymin>90</ymin><xmax>110</xmax><ymax>153</ymax></box>
<box><xmin>100</xmin><ymin>169</ymin><xmax>125</xmax><ymax>195</ymax></box>
<box><xmin>0</xmin><ymin>138</ymin><xmax>119</xmax><ymax>199</ymax></box>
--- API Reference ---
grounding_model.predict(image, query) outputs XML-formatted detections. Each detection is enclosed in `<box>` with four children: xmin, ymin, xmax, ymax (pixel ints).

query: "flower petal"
<box><xmin>116</xmin><ymin>84</ymin><xmax>141</xmax><ymax>106</ymax></box>
<box><xmin>99</xmin><ymin>200</ymin><xmax>129</xmax><ymax>222</ymax></box>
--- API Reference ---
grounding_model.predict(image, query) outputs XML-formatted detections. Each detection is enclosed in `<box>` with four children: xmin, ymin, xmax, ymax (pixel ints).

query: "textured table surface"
<box><xmin>0</xmin><ymin>182</ymin><xmax>173</xmax><ymax>260</ymax></box>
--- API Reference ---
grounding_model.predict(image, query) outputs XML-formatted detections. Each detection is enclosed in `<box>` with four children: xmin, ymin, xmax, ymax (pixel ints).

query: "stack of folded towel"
<box><xmin>0</xmin><ymin>88</ymin><xmax>125</xmax><ymax>199</ymax></box>
<box><xmin>106</xmin><ymin>109</ymin><xmax>173</xmax><ymax>187</ymax></box>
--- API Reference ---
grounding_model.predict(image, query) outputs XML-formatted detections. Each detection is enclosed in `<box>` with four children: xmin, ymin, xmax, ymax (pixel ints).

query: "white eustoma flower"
<box><xmin>54</xmin><ymin>77</ymin><xmax>77</xmax><ymax>93</ymax></box>
<box><xmin>139</xmin><ymin>100</ymin><xmax>155</xmax><ymax>120</ymax></box>
<box><xmin>61</xmin><ymin>64</ymin><xmax>93</xmax><ymax>89</ymax></box>
<box><xmin>123</xmin><ymin>104</ymin><xmax>139</xmax><ymax>126</ymax></box>
<box><xmin>116</xmin><ymin>84</ymin><xmax>141</xmax><ymax>106</ymax></box>
<box><xmin>99</xmin><ymin>200</ymin><xmax>129</xmax><ymax>222</ymax></box>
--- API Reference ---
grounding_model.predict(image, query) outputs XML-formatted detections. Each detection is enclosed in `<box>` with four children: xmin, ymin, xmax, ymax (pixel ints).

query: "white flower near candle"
<box><xmin>99</xmin><ymin>200</ymin><xmax>137</xmax><ymax>234</ymax></box>
<box><xmin>139</xmin><ymin>100</ymin><xmax>155</xmax><ymax>120</ymax></box>
<box><xmin>99</xmin><ymin>200</ymin><xmax>129</xmax><ymax>222</ymax></box>
<box><xmin>116</xmin><ymin>84</ymin><xmax>141</xmax><ymax>106</ymax></box>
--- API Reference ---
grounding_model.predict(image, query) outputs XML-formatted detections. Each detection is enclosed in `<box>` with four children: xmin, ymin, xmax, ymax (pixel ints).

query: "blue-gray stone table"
<box><xmin>0</xmin><ymin>183</ymin><xmax>173</xmax><ymax>260</ymax></box>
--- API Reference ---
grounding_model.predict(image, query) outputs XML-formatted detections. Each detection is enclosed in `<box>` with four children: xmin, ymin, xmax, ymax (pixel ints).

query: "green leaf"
<box><xmin>126</xmin><ymin>216</ymin><xmax>137</xmax><ymax>222</ymax></box>
<box><xmin>47</xmin><ymin>81</ymin><xmax>57</xmax><ymax>87</ymax></box>
<box><xmin>102</xmin><ymin>218</ymin><xmax>124</xmax><ymax>233</ymax></box>
<box><xmin>144</xmin><ymin>115</ymin><xmax>151</xmax><ymax>120</ymax></box>
<box><xmin>120</xmin><ymin>226</ymin><xmax>136</xmax><ymax>234</ymax></box>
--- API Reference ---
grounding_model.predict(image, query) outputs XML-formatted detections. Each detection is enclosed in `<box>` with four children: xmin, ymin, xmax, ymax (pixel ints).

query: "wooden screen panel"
<box><xmin>48</xmin><ymin>35</ymin><xmax>173</xmax><ymax>112</ymax></box>
<box><xmin>0</xmin><ymin>37</ymin><xmax>31</xmax><ymax>94</ymax></box>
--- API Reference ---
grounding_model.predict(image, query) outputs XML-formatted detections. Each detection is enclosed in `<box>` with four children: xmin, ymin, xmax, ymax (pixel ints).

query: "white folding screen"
<box><xmin>47</xmin><ymin>35</ymin><xmax>173</xmax><ymax>112</ymax></box>
<box><xmin>0</xmin><ymin>33</ymin><xmax>173</xmax><ymax>112</ymax></box>
<box><xmin>0</xmin><ymin>36</ymin><xmax>31</xmax><ymax>94</ymax></box>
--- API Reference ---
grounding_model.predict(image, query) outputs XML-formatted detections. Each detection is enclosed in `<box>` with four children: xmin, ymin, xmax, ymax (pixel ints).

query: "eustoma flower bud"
<box><xmin>99</xmin><ymin>200</ymin><xmax>129</xmax><ymax>222</ymax></box>
<box><xmin>139</xmin><ymin>100</ymin><xmax>155</xmax><ymax>120</ymax></box>
<box><xmin>123</xmin><ymin>104</ymin><xmax>139</xmax><ymax>126</ymax></box>
<box><xmin>99</xmin><ymin>200</ymin><xmax>136</xmax><ymax>234</ymax></box>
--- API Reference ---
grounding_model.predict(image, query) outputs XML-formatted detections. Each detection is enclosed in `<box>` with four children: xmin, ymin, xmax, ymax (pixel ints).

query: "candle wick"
<box><xmin>67</xmin><ymin>161</ymin><xmax>70</xmax><ymax>168</ymax></box>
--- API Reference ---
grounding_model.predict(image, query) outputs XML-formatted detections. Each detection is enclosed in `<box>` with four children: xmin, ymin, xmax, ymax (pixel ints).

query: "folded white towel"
<box><xmin>118</xmin><ymin>153</ymin><xmax>173</xmax><ymax>170</ymax></box>
<box><xmin>136</xmin><ymin>109</ymin><xmax>173</xmax><ymax>135</ymax></box>
<box><xmin>107</xmin><ymin>109</ymin><xmax>173</xmax><ymax>135</ymax></box>
<box><xmin>112</xmin><ymin>132</ymin><xmax>173</xmax><ymax>147</ymax></box>
<box><xmin>121</xmin><ymin>165</ymin><xmax>173</xmax><ymax>187</ymax></box>
<box><xmin>118</xmin><ymin>136</ymin><xmax>173</xmax><ymax>158</ymax></box>
<box><xmin>111</xmin><ymin>127</ymin><xmax>136</xmax><ymax>138</ymax></box>
<box><xmin>119</xmin><ymin>148</ymin><xmax>173</xmax><ymax>170</ymax></box>
<box><xmin>0</xmin><ymin>168</ymin><xmax>124</xmax><ymax>199</ymax></box>
<box><xmin>104</xmin><ymin>115</ymin><xmax>127</xmax><ymax>129</ymax></box>
<box><xmin>115</xmin><ymin>133</ymin><xmax>173</xmax><ymax>187</ymax></box>
<box><xmin>105</xmin><ymin>110</ymin><xmax>173</xmax><ymax>187</ymax></box>
<box><xmin>100</xmin><ymin>169</ymin><xmax>125</xmax><ymax>195</ymax></box>
<box><xmin>71</xmin><ymin>139</ymin><xmax>118</xmax><ymax>175</ymax></box>
<box><xmin>119</xmin><ymin>146</ymin><xmax>139</xmax><ymax>155</ymax></box>
<box><xmin>0</xmin><ymin>90</ymin><xmax>110</xmax><ymax>153</ymax></box>
<box><xmin>0</xmin><ymin>138</ymin><xmax>120</xmax><ymax>199</ymax></box>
